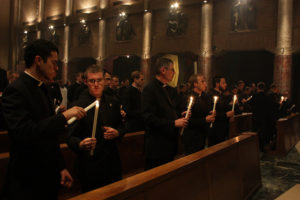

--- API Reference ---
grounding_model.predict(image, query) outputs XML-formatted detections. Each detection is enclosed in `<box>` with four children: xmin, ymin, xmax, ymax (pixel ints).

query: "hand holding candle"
<box><xmin>90</xmin><ymin>99</ymin><xmax>100</xmax><ymax>156</ymax></box>
<box><xmin>210</xmin><ymin>96</ymin><xmax>218</xmax><ymax>128</ymax></box>
<box><xmin>67</xmin><ymin>100</ymin><xmax>98</xmax><ymax>124</ymax></box>
<box><xmin>180</xmin><ymin>96</ymin><xmax>193</xmax><ymax>136</ymax></box>
<box><xmin>232</xmin><ymin>95</ymin><xmax>237</xmax><ymax>112</ymax></box>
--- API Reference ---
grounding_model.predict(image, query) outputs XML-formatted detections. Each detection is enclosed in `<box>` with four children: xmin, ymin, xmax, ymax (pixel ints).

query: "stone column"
<box><xmin>62</xmin><ymin>0</ymin><xmax>72</xmax><ymax>84</ymax></box>
<box><xmin>9</xmin><ymin>0</ymin><xmax>21</xmax><ymax>71</ymax></box>
<box><xmin>141</xmin><ymin>0</ymin><xmax>152</xmax><ymax>84</ymax></box>
<box><xmin>37</xmin><ymin>0</ymin><xmax>44</xmax><ymax>39</ymax></box>
<box><xmin>274</xmin><ymin>0</ymin><xmax>293</xmax><ymax>96</ymax></box>
<box><xmin>199</xmin><ymin>1</ymin><xmax>213</xmax><ymax>88</ymax></box>
<box><xmin>97</xmin><ymin>0</ymin><xmax>108</xmax><ymax>67</ymax></box>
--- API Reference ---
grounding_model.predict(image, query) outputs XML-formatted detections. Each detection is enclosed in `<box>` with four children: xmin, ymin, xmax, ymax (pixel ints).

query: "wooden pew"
<box><xmin>273</xmin><ymin>113</ymin><xmax>300</xmax><ymax>155</ymax></box>
<box><xmin>118</xmin><ymin>131</ymin><xmax>145</xmax><ymax>176</ymax></box>
<box><xmin>0</xmin><ymin>131</ymin><xmax>8</xmax><ymax>153</ymax></box>
<box><xmin>0</xmin><ymin>144</ymin><xmax>78</xmax><ymax>197</ymax></box>
<box><xmin>229</xmin><ymin>113</ymin><xmax>252</xmax><ymax>138</ymax></box>
<box><xmin>68</xmin><ymin>133</ymin><xmax>261</xmax><ymax>200</ymax></box>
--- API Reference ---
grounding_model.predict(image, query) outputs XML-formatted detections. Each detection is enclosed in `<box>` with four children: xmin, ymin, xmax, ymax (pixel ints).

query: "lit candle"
<box><xmin>232</xmin><ymin>95</ymin><xmax>237</xmax><ymax>112</ymax></box>
<box><xmin>210</xmin><ymin>96</ymin><xmax>218</xmax><ymax>128</ymax></box>
<box><xmin>180</xmin><ymin>96</ymin><xmax>194</xmax><ymax>136</ymax></box>
<box><xmin>90</xmin><ymin>99</ymin><xmax>100</xmax><ymax>156</ymax></box>
<box><xmin>67</xmin><ymin>100</ymin><xmax>98</xmax><ymax>124</ymax></box>
<box><xmin>280</xmin><ymin>96</ymin><xmax>284</xmax><ymax>104</ymax></box>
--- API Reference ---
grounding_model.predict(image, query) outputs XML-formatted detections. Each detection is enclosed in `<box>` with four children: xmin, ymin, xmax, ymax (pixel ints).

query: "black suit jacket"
<box><xmin>122</xmin><ymin>85</ymin><xmax>144</xmax><ymax>132</ymax></box>
<box><xmin>141</xmin><ymin>78</ymin><xmax>179</xmax><ymax>159</ymax></box>
<box><xmin>0</xmin><ymin>68</ymin><xmax>8</xmax><ymax>92</ymax></box>
<box><xmin>67</xmin><ymin>90</ymin><xmax>125</xmax><ymax>192</ymax></box>
<box><xmin>1</xmin><ymin>72</ymin><xmax>67</xmax><ymax>200</ymax></box>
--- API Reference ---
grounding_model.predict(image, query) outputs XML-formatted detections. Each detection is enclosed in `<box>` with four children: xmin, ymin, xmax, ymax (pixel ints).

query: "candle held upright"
<box><xmin>210</xmin><ymin>96</ymin><xmax>218</xmax><ymax>128</ymax></box>
<box><xmin>90</xmin><ymin>99</ymin><xmax>100</xmax><ymax>156</ymax></box>
<box><xmin>180</xmin><ymin>96</ymin><xmax>193</xmax><ymax>136</ymax></box>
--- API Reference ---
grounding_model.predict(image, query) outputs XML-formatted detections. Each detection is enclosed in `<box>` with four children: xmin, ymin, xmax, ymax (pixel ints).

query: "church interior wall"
<box><xmin>213</xmin><ymin>0</ymin><xmax>277</xmax><ymax>52</ymax></box>
<box><xmin>0</xmin><ymin>0</ymin><xmax>299</xmax><ymax>88</ymax></box>
<box><xmin>106</xmin><ymin>13</ymin><xmax>143</xmax><ymax>57</ymax></box>
<box><xmin>293</xmin><ymin>0</ymin><xmax>300</xmax><ymax>52</ymax></box>
<box><xmin>0</xmin><ymin>0</ymin><xmax>10</xmax><ymax>70</ymax></box>
<box><xmin>151</xmin><ymin>4</ymin><xmax>202</xmax><ymax>56</ymax></box>
<box><xmin>69</xmin><ymin>20</ymin><xmax>99</xmax><ymax>59</ymax></box>
<box><xmin>44</xmin><ymin>0</ymin><xmax>66</xmax><ymax>17</ymax></box>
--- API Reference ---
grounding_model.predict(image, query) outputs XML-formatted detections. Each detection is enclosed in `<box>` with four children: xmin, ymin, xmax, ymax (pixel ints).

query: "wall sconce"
<box><xmin>170</xmin><ymin>2</ymin><xmax>180</xmax><ymax>9</ymax></box>
<box><xmin>47</xmin><ymin>24</ymin><xmax>59</xmax><ymax>45</ymax></box>
<box><xmin>78</xmin><ymin>18</ymin><xmax>91</xmax><ymax>45</ymax></box>
<box><xmin>119</xmin><ymin>11</ymin><xmax>127</xmax><ymax>18</ymax></box>
<box><xmin>203</xmin><ymin>0</ymin><xmax>208</xmax><ymax>3</ymax></box>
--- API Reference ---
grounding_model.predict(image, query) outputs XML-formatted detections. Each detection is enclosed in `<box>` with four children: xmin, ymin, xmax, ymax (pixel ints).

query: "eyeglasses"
<box><xmin>87</xmin><ymin>78</ymin><xmax>103</xmax><ymax>84</ymax></box>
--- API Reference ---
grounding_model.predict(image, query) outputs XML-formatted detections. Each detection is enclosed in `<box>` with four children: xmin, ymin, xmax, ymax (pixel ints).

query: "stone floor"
<box><xmin>250</xmin><ymin>142</ymin><xmax>300</xmax><ymax>200</ymax></box>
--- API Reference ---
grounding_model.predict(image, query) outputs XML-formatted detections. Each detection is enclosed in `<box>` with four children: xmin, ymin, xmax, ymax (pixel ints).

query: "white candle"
<box><xmin>180</xmin><ymin>96</ymin><xmax>193</xmax><ymax>136</ymax></box>
<box><xmin>193</xmin><ymin>61</ymin><xmax>197</xmax><ymax>75</ymax></box>
<box><xmin>210</xmin><ymin>96</ymin><xmax>218</xmax><ymax>128</ymax></box>
<box><xmin>280</xmin><ymin>96</ymin><xmax>284</xmax><ymax>104</ymax></box>
<box><xmin>232</xmin><ymin>95</ymin><xmax>237</xmax><ymax>112</ymax></box>
<box><xmin>90</xmin><ymin>99</ymin><xmax>100</xmax><ymax>156</ymax></box>
<box><xmin>67</xmin><ymin>100</ymin><xmax>97</xmax><ymax>124</ymax></box>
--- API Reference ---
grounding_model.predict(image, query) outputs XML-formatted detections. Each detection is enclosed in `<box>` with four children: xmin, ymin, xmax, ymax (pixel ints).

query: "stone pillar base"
<box><xmin>273</xmin><ymin>54</ymin><xmax>292</xmax><ymax>95</ymax></box>
<box><xmin>199</xmin><ymin>55</ymin><xmax>212</xmax><ymax>89</ymax></box>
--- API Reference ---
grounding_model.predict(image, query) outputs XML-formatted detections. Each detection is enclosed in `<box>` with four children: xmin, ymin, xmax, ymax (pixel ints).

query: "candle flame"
<box><xmin>190</xmin><ymin>96</ymin><xmax>193</xmax><ymax>103</ymax></box>
<box><xmin>214</xmin><ymin>96</ymin><xmax>218</xmax><ymax>102</ymax></box>
<box><xmin>234</xmin><ymin>95</ymin><xmax>237</xmax><ymax>101</ymax></box>
<box><xmin>96</xmin><ymin>100</ymin><xmax>99</xmax><ymax>108</ymax></box>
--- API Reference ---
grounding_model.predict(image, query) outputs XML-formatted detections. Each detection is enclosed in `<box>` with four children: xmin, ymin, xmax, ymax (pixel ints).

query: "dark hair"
<box><xmin>237</xmin><ymin>80</ymin><xmax>245</xmax><ymax>85</ymax></box>
<box><xmin>130</xmin><ymin>70</ymin><xmax>141</xmax><ymax>82</ymax></box>
<box><xmin>103</xmin><ymin>70</ymin><xmax>112</xmax><ymax>77</ymax></box>
<box><xmin>84</xmin><ymin>64</ymin><xmax>103</xmax><ymax>79</ymax></box>
<box><xmin>270</xmin><ymin>83</ymin><xmax>277</xmax><ymax>89</ymax></box>
<box><xmin>112</xmin><ymin>75</ymin><xmax>119</xmax><ymax>80</ymax></box>
<box><xmin>212</xmin><ymin>76</ymin><xmax>224</xmax><ymax>88</ymax></box>
<box><xmin>154</xmin><ymin>57</ymin><xmax>173</xmax><ymax>75</ymax></box>
<box><xmin>24</xmin><ymin>39</ymin><xmax>58</xmax><ymax>68</ymax></box>
<box><xmin>257</xmin><ymin>82</ymin><xmax>266</xmax><ymax>90</ymax></box>
<box><xmin>188</xmin><ymin>74</ymin><xmax>203</xmax><ymax>89</ymax></box>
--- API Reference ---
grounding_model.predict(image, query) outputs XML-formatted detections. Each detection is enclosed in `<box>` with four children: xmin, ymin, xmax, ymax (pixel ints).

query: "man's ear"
<box><xmin>34</xmin><ymin>55</ymin><xmax>42</xmax><ymax>66</ymax></box>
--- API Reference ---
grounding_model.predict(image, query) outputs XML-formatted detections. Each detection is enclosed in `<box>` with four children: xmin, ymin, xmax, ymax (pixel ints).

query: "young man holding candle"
<box><xmin>180</xmin><ymin>74</ymin><xmax>215</xmax><ymax>155</ymax></box>
<box><xmin>141</xmin><ymin>57</ymin><xmax>188</xmax><ymax>170</ymax></box>
<box><xmin>208</xmin><ymin>76</ymin><xmax>234</xmax><ymax>147</ymax></box>
<box><xmin>67</xmin><ymin>65</ymin><xmax>126</xmax><ymax>192</ymax></box>
<box><xmin>1</xmin><ymin>39</ymin><xmax>86</xmax><ymax>200</ymax></box>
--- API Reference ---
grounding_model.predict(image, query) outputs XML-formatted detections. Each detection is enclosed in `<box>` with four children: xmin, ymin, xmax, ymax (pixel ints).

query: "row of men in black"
<box><xmin>0</xmin><ymin>40</ymin><xmax>141</xmax><ymax>198</ymax></box>
<box><xmin>0</xmin><ymin>39</ymin><xmax>281</xmax><ymax>199</ymax></box>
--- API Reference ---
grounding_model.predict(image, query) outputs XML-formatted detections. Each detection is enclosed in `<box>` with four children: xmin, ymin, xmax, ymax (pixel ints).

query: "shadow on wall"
<box><xmin>111</xmin><ymin>55</ymin><xmax>141</xmax><ymax>82</ymax></box>
<box><xmin>68</xmin><ymin>57</ymin><xmax>96</xmax><ymax>83</ymax></box>
<box><xmin>213</xmin><ymin>50</ymin><xmax>274</xmax><ymax>87</ymax></box>
<box><xmin>151</xmin><ymin>52</ymin><xmax>198</xmax><ymax>86</ymax></box>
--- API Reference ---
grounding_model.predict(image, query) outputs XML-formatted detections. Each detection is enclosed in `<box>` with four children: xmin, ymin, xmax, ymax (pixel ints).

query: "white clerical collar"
<box><xmin>24</xmin><ymin>71</ymin><xmax>43</xmax><ymax>86</ymax></box>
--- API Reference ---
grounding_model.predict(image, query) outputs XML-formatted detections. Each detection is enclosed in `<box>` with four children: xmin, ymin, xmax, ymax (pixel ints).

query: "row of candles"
<box><xmin>67</xmin><ymin>94</ymin><xmax>287</xmax><ymax>155</ymax></box>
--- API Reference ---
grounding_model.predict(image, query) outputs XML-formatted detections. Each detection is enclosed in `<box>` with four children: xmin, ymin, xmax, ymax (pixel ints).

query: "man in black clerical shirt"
<box><xmin>208</xmin><ymin>76</ymin><xmax>234</xmax><ymax>147</ymax></box>
<box><xmin>142</xmin><ymin>57</ymin><xmax>188</xmax><ymax>170</ymax></box>
<box><xmin>1</xmin><ymin>39</ymin><xmax>86</xmax><ymax>200</ymax></box>
<box><xmin>250</xmin><ymin>82</ymin><xmax>278</xmax><ymax>152</ymax></box>
<box><xmin>122</xmin><ymin>71</ymin><xmax>145</xmax><ymax>132</ymax></box>
<box><xmin>67</xmin><ymin>65</ymin><xmax>125</xmax><ymax>192</ymax></box>
<box><xmin>181</xmin><ymin>74</ymin><xmax>215</xmax><ymax>155</ymax></box>
<box><xmin>68</xmin><ymin>72</ymin><xmax>84</xmax><ymax>104</ymax></box>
